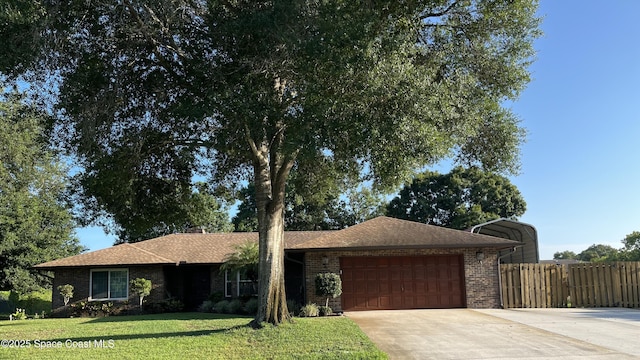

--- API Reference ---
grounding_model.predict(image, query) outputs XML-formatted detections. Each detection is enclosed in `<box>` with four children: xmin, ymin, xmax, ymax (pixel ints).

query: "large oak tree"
<box><xmin>3</xmin><ymin>0</ymin><xmax>540</xmax><ymax>325</ymax></box>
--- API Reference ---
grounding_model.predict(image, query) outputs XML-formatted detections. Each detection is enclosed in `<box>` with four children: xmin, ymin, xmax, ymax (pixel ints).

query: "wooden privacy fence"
<box><xmin>500</xmin><ymin>262</ymin><xmax>640</xmax><ymax>308</ymax></box>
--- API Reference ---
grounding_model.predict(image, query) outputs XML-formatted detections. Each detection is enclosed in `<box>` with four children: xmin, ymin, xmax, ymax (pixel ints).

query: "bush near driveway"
<box><xmin>0</xmin><ymin>312</ymin><xmax>387</xmax><ymax>359</ymax></box>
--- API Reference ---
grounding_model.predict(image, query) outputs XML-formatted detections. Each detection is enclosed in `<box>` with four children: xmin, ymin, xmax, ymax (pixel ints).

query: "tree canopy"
<box><xmin>76</xmin><ymin>179</ymin><xmax>233</xmax><ymax>244</ymax></box>
<box><xmin>232</xmin><ymin>181</ymin><xmax>385</xmax><ymax>232</ymax></box>
<box><xmin>619</xmin><ymin>231</ymin><xmax>640</xmax><ymax>261</ymax></box>
<box><xmin>553</xmin><ymin>251</ymin><xmax>577</xmax><ymax>260</ymax></box>
<box><xmin>3</xmin><ymin>0</ymin><xmax>541</xmax><ymax>325</ymax></box>
<box><xmin>575</xmin><ymin>244</ymin><xmax>619</xmax><ymax>263</ymax></box>
<box><xmin>0</xmin><ymin>93</ymin><xmax>84</xmax><ymax>293</ymax></box>
<box><xmin>553</xmin><ymin>239</ymin><xmax>640</xmax><ymax>262</ymax></box>
<box><xmin>386</xmin><ymin>166</ymin><xmax>527</xmax><ymax>230</ymax></box>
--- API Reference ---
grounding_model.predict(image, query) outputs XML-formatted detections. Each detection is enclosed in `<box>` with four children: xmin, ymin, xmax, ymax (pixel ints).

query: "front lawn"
<box><xmin>0</xmin><ymin>312</ymin><xmax>387</xmax><ymax>359</ymax></box>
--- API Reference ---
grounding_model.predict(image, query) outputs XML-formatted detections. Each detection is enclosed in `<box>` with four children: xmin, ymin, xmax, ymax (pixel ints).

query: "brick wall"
<box><xmin>129</xmin><ymin>266</ymin><xmax>166</xmax><ymax>303</ymax></box>
<box><xmin>51</xmin><ymin>265</ymin><xmax>166</xmax><ymax>312</ymax></box>
<box><xmin>210</xmin><ymin>265</ymin><xmax>225</xmax><ymax>297</ymax></box>
<box><xmin>304</xmin><ymin>248</ymin><xmax>501</xmax><ymax>312</ymax></box>
<box><xmin>52</xmin><ymin>268</ymin><xmax>90</xmax><ymax>310</ymax></box>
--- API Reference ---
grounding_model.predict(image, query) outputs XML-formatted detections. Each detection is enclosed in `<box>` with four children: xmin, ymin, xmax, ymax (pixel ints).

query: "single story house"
<box><xmin>35</xmin><ymin>216</ymin><xmax>521</xmax><ymax>313</ymax></box>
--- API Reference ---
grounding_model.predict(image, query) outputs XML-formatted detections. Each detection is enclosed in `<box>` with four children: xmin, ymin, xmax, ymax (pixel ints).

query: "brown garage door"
<box><xmin>340</xmin><ymin>255</ymin><xmax>465</xmax><ymax>311</ymax></box>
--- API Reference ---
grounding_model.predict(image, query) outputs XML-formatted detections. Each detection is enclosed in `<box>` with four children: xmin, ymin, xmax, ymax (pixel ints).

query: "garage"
<box><xmin>340</xmin><ymin>255</ymin><xmax>466</xmax><ymax>310</ymax></box>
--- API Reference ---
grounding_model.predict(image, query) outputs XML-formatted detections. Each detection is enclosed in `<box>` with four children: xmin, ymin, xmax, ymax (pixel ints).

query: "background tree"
<box><xmin>619</xmin><ymin>231</ymin><xmax>640</xmax><ymax>261</ymax></box>
<box><xmin>386</xmin><ymin>167</ymin><xmax>527</xmax><ymax>229</ymax></box>
<box><xmin>4</xmin><ymin>1</ymin><xmax>540</xmax><ymax>325</ymax></box>
<box><xmin>0</xmin><ymin>93</ymin><xmax>84</xmax><ymax>293</ymax></box>
<box><xmin>553</xmin><ymin>251</ymin><xmax>577</xmax><ymax>260</ymax></box>
<box><xmin>576</xmin><ymin>244</ymin><xmax>619</xmax><ymax>263</ymax></box>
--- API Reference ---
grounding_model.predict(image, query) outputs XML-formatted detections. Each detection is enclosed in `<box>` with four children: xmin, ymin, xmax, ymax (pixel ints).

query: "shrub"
<box><xmin>10</xmin><ymin>308</ymin><xmax>27</xmax><ymax>320</ymax></box>
<box><xmin>0</xmin><ymin>291</ymin><xmax>11</xmax><ymax>314</ymax></box>
<box><xmin>315</xmin><ymin>273</ymin><xmax>342</xmax><ymax>308</ymax></box>
<box><xmin>287</xmin><ymin>300</ymin><xmax>301</xmax><ymax>317</ymax></box>
<box><xmin>69</xmin><ymin>301</ymin><xmax>116</xmax><ymax>317</ymax></box>
<box><xmin>130</xmin><ymin>278</ymin><xmax>152</xmax><ymax>308</ymax></box>
<box><xmin>163</xmin><ymin>299</ymin><xmax>184</xmax><ymax>312</ymax></box>
<box><xmin>298</xmin><ymin>303</ymin><xmax>319</xmax><ymax>317</ymax></box>
<box><xmin>147</xmin><ymin>298</ymin><xmax>184</xmax><ymax>314</ymax></box>
<box><xmin>214</xmin><ymin>300</ymin><xmax>230</xmax><ymax>314</ymax></box>
<box><xmin>17</xmin><ymin>290</ymin><xmax>52</xmax><ymax>314</ymax></box>
<box><xmin>198</xmin><ymin>300</ymin><xmax>215</xmax><ymax>312</ymax></box>
<box><xmin>243</xmin><ymin>298</ymin><xmax>259</xmax><ymax>315</ymax></box>
<box><xmin>228</xmin><ymin>299</ymin><xmax>243</xmax><ymax>314</ymax></box>
<box><xmin>318</xmin><ymin>305</ymin><xmax>333</xmax><ymax>316</ymax></box>
<box><xmin>57</xmin><ymin>284</ymin><xmax>74</xmax><ymax>306</ymax></box>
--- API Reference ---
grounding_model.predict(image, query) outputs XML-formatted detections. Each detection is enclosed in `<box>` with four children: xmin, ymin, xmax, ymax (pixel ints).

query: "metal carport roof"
<box><xmin>469</xmin><ymin>218</ymin><xmax>539</xmax><ymax>263</ymax></box>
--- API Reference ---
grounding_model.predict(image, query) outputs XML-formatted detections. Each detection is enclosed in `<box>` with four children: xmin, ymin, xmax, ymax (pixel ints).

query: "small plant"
<box><xmin>130</xmin><ymin>278</ymin><xmax>152</xmax><ymax>308</ymax></box>
<box><xmin>315</xmin><ymin>272</ymin><xmax>342</xmax><ymax>308</ymax></box>
<box><xmin>298</xmin><ymin>303</ymin><xmax>319</xmax><ymax>317</ymax></box>
<box><xmin>57</xmin><ymin>284</ymin><xmax>74</xmax><ymax>306</ymax></box>
<box><xmin>318</xmin><ymin>305</ymin><xmax>333</xmax><ymax>316</ymax></box>
<box><xmin>567</xmin><ymin>295</ymin><xmax>572</xmax><ymax>308</ymax></box>
<box><xmin>214</xmin><ymin>300</ymin><xmax>230</xmax><ymax>314</ymax></box>
<box><xmin>243</xmin><ymin>298</ymin><xmax>259</xmax><ymax>315</ymax></box>
<box><xmin>164</xmin><ymin>299</ymin><xmax>184</xmax><ymax>312</ymax></box>
<box><xmin>228</xmin><ymin>299</ymin><xmax>243</xmax><ymax>314</ymax></box>
<box><xmin>10</xmin><ymin>308</ymin><xmax>27</xmax><ymax>321</ymax></box>
<box><xmin>287</xmin><ymin>300</ymin><xmax>301</xmax><ymax>317</ymax></box>
<box><xmin>198</xmin><ymin>300</ymin><xmax>215</xmax><ymax>312</ymax></box>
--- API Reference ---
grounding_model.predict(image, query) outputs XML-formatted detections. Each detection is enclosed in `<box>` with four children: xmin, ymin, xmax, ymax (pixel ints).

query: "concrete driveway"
<box><xmin>346</xmin><ymin>308</ymin><xmax>640</xmax><ymax>360</ymax></box>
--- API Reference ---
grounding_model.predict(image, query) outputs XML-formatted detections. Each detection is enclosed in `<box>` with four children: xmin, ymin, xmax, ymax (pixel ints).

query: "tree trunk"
<box><xmin>252</xmin><ymin>202</ymin><xmax>290</xmax><ymax>326</ymax></box>
<box><xmin>249</xmin><ymin>137</ymin><xmax>293</xmax><ymax>327</ymax></box>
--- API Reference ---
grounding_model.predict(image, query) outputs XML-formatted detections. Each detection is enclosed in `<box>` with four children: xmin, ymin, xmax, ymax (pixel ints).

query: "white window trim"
<box><xmin>224</xmin><ymin>270</ymin><xmax>232</xmax><ymax>297</ymax></box>
<box><xmin>225</xmin><ymin>270</ymin><xmax>257</xmax><ymax>297</ymax></box>
<box><xmin>89</xmin><ymin>268</ymin><xmax>129</xmax><ymax>301</ymax></box>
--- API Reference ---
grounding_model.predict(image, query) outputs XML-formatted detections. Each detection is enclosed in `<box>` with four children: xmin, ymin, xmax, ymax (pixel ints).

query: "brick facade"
<box><xmin>51</xmin><ymin>265</ymin><xmax>166</xmax><ymax>311</ymax></box>
<box><xmin>304</xmin><ymin>248</ymin><xmax>501</xmax><ymax>312</ymax></box>
<box><xmin>50</xmin><ymin>247</ymin><xmax>503</xmax><ymax>314</ymax></box>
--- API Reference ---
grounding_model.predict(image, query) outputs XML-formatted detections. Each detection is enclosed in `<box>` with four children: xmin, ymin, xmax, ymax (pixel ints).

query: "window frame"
<box><xmin>89</xmin><ymin>268</ymin><xmax>129</xmax><ymax>301</ymax></box>
<box><xmin>224</xmin><ymin>270</ymin><xmax>257</xmax><ymax>297</ymax></box>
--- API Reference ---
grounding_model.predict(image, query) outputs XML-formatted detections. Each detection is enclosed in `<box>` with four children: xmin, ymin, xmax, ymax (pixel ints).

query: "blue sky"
<box><xmin>76</xmin><ymin>1</ymin><xmax>640</xmax><ymax>260</ymax></box>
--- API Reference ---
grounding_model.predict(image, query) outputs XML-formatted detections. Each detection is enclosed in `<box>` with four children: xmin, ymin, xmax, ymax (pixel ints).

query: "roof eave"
<box><xmin>32</xmin><ymin>261</ymin><xmax>176</xmax><ymax>270</ymax></box>
<box><xmin>291</xmin><ymin>242</ymin><xmax>524</xmax><ymax>252</ymax></box>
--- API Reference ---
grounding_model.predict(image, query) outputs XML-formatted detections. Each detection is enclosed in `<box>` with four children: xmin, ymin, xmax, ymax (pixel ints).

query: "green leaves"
<box><xmin>386</xmin><ymin>166</ymin><xmax>527</xmax><ymax>229</ymax></box>
<box><xmin>0</xmin><ymin>93</ymin><xmax>83</xmax><ymax>293</ymax></box>
<box><xmin>220</xmin><ymin>241</ymin><xmax>259</xmax><ymax>283</ymax></box>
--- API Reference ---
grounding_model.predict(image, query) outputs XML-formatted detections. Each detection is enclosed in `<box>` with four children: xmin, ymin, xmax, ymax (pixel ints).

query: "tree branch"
<box><xmin>420</xmin><ymin>1</ymin><xmax>459</xmax><ymax>20</ymax></box>
<box><xmin>244</xmin><ymin>123</ymin><xmax>263</xmax><ymax>165</ymax></box>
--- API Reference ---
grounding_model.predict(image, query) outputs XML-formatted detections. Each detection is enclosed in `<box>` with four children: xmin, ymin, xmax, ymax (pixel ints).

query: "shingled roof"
<box><xmin>34</xmin><ymin>231</ymin><xmax>331</xmax><ymax>269</ymax></box>
<box><xmin>289</xmin><ymin>216</ymin><xmax>522</xmax><ymax>250</ymax></box>
<box><xmin>34</xmin><ymin>216</ymin><xmax>521</xmax><ymax>269</ymax></box>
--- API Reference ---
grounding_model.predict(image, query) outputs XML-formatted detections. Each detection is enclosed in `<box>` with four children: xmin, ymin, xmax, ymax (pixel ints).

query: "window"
<box><xmin>225</xmin><ymin>270</ymin><xmax>257</xmax><ymax>297</ymax></box>
<box><xmin>90</xmin><ymin>269</ymin><xmax>128</xmax><ymax>300</ymax></box>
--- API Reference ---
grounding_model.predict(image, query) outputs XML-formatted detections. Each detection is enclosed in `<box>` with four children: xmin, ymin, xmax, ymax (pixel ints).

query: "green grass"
<box><xmin>0</xmin><ymin>313</ymin><xmax>387</xmax><ymax>359</ymax></box>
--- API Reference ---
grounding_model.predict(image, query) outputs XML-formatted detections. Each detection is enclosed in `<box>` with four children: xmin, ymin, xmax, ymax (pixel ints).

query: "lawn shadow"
<box><xmin>85</xmin><ymin>312</ymin><xmax>252</xmax><ymax>323</ymax></box>
<box><xmin>45</xmin><ymin>324</ymin><xmax>250</xmax><ymax>343</ymax></box>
